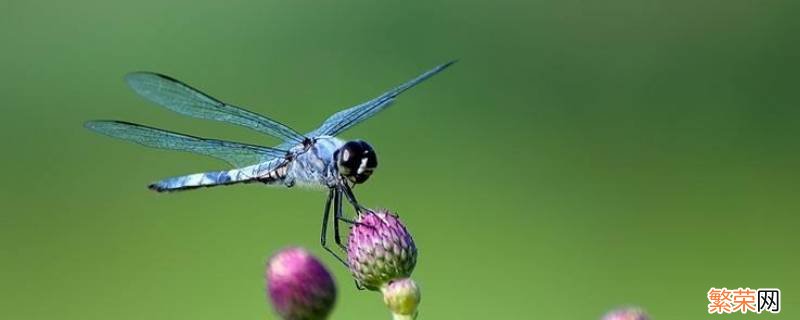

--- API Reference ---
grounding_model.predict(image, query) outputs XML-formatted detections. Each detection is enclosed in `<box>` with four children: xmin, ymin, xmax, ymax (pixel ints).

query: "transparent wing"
<box><xmin>125</xmin><ymin>72</ymin><xmax>306</xmax><ymax>144</ymax></box>
<box><xmin>308</xmin><ymin>60</ymin><xmax>456</xmax><ymax>137</ymax></box>
<box><xmin>85</xmin><ymin>121</ymin><xmax>287</xmax><ymax>167</ymax></box>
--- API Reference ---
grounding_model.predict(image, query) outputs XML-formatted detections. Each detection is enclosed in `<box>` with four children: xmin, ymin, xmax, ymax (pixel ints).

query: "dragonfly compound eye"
<box><xmin>336</xmin><ymin>140</ymin><xmax>378</xmax><ymax>184</ymax></box>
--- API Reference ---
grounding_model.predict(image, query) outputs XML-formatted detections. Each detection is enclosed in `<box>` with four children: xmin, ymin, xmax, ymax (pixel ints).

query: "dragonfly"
<box><xmin>85</xmin><ymin>61</ymin><xmax>456</xmax><ymax>264</ymax></box>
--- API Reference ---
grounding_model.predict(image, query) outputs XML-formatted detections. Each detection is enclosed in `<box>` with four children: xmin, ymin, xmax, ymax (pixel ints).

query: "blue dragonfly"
<box><xmin>85</xmin><ymin>61</ymin><xmax>456</xmax><ymax>264</ymax></box>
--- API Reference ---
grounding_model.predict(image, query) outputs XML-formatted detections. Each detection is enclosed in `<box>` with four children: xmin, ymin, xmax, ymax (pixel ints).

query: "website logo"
<box><xmin>707</xmin><ymin>287</ymin><xmax>780</xmax><ymax>314</ymax></box>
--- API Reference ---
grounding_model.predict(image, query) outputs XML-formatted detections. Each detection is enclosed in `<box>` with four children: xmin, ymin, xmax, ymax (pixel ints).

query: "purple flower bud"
<box><xmin>382</xmin><ymin>278</ymin><xmax>421</xmax><ymax>318</ymax></box>
<box><xmin>266</xmin><ymin>247</ymin><xmax>336</xmax><ymax>320</ymax></box>
<box><xmin>347</xmin><ymin>210</ymin><xmax>417</xmax><ymax>291</ymax></box>
<box><xmin>602</xmin><ymin>307</ymin><xmax>649</xmax><ymax>320</ymax></box>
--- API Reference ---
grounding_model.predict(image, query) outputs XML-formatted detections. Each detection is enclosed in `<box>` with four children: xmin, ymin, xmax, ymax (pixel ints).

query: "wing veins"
<box><xmin>310</xmin><ymin>60</ymin><xmax>456</xmax><ymax>137</ymax></box>
<box><xmin>84</xmin><ymin>120</ymin><xmax>287</xmax><ymax>167</ymax></box>
<box><xmin>125</xmin><ymin>72</ymin><xmax>306</xmax><ymax>144</ymax></box>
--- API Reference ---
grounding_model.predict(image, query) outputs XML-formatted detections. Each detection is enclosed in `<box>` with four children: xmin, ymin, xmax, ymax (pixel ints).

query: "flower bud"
<box><xmin>602</xmin><ymin>307</ymin><xmax>649</xmax><ymax>320</ymax></box>
<box><xmin>266</xmin><ymin>247</ymin><xmax>336</xmax><ymax>320</ymax></box>
<box><xmin>347</xmin><ymin>210</ymin><xmax>417</xmax><ymax>291</ymax></box>
<box><xmin>382</xmin><ymin>278</ymin><xmax>421</xmax><ymax>318</ymax></box>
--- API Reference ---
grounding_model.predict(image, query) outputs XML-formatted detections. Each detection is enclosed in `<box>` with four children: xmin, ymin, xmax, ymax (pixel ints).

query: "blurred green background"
<box><xmin>1</xmin><ymin>0</ymin><xmax>798</xmax><ymax>319</ymax></box>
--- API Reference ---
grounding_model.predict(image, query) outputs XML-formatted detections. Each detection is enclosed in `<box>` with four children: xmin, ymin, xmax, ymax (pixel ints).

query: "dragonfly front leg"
<box><xmin>321</xmin><ymin>188</ymin><xmax>347</xmax><ymax>267</ymax></box>
<box><xmin>335</xmin><ymin>185</ymin><xmax>365</xmax><ymax>224</ymax></box>
<box><xmin>341</xmin><ymin>182</ymin><xmax>368</xmax><ymax>214</ymax></box>
<box><xmin>335</xmin><ymin>185</ymin><xmax>374</xmax><ymax>232</ymax></box>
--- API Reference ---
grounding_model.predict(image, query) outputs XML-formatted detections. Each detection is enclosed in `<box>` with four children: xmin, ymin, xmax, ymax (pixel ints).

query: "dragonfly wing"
<box><xmin>125</xmin><ymin>72</ymin><xmax>306</xmax><ymax>144</ymax></box>
<box><xmin>308</xmin><ymin>60</ymin><xmax>456</xmax><ymax>137</ymax></box>
<box><xmin>85</xmin><ymin>120</ymin><xmax>287</xmax><ymax>168</ymax></box>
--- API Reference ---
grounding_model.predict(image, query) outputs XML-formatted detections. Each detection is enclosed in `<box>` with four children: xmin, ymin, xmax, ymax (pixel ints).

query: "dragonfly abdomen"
<box><xmin>257</xmin><ymin>163</ymin><xmax>289</xmax><ymax>185</ymax></box>
<box><xmin>149</xmin><ymin>159</ymin><xmax>287</xmax><ymax>192</ymax></box>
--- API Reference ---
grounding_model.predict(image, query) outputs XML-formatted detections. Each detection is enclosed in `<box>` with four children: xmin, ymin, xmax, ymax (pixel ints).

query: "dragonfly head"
<box><xmin>334</xmin><ymin>140</ymin><xmax>378</xmax><ymax>184</ymax></box>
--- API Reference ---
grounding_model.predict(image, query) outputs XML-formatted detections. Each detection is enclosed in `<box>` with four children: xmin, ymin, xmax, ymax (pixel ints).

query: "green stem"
<box><xmin>391</xmin><ymin>311</ymin><xmax>417</xmax><ymax>320</ymax></box>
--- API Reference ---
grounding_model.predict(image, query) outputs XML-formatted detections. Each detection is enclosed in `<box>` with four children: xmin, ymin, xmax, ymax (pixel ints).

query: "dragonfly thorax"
<box><xmin>334</xmin><ymin>140</ymin><xmax>378</xmax><ymax>184</ymax></box>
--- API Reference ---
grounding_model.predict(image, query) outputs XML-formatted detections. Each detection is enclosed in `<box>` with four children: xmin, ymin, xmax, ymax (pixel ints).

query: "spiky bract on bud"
<box><xmin>266</xmin><ymin>247</ymin><xmax>336</xmax><ymax>320</ymax></box>
<box><xmin>382</xmin><ymin>278</ymin><xmax>421</xmax><ymax>319</ymax></box>
<box><xmin>602</xmin><ymin>307</ymin><xmax>650</xmax><ymax>320</ymax></box>
<box><xmin>347</xmin><ymin>210</ymin><xmax>417</xmax><ymax>291</ymax></box>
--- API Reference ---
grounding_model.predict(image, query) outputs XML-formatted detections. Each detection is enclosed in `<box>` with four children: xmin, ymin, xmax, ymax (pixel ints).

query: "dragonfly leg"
<box><xmin>354</xmin><ymin>279</ymin><xmax>366</xmax><ymax>291</ymax></box>
<box><xmin>333</xmin><ymin>189</ymin><xmax>348</xmax><ymax>252</ymax></box>
<box><xmin>341</xmin><ymin>182</ymin><xmax>368</xmax><ymax>214</ymax></box>
<box><xmin>321</xmin><ymin>188</ymin><xmax>347</xmax><ymax>267</ymax></box>
<box><xmin>335</xmin><ymin>185</ymin><xmax>374</xmax><ymax>235</ymax></box>
<box><xmin>335</xmin><ymin>186</ymin><xmax>363</xmax><ymax>225</ymax></box>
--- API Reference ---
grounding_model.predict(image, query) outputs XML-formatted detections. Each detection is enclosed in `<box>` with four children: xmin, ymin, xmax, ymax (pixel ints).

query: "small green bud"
<box><xmin>382</xmin><ymin>278</ymin><xmax>421</xmax><ymax>318</ymax></box>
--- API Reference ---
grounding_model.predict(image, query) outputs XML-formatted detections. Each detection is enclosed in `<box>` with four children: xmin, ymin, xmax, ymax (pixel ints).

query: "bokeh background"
<box><xmin>1</xmin><ymin>0</ymin><xmax>798</xmax><ymax>319</ymax></box>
